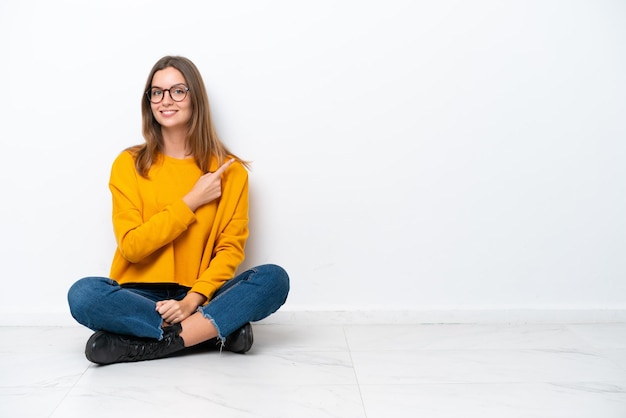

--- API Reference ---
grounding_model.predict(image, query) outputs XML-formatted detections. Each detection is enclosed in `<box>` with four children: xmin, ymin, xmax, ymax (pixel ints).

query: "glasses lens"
<box><xmin>170</xmin><ymin>85</ymin><xmax>188</xmax><ymax>101</ymax></box>
<box><xmin>148</xmin><ymin>88</ymin><xmax>163</xmax><ymax>103</ymax></box>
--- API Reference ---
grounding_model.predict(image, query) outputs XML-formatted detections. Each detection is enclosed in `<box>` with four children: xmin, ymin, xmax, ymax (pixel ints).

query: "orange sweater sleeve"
<box><xmin>191</xmin><ymin>163</ymin><xmax>249</xmax><ymax>299</ymax></box>
<box><xmin>109</xmin><ymin>151</ymin><xmax>196</xmax><ymax>263</ymax></box>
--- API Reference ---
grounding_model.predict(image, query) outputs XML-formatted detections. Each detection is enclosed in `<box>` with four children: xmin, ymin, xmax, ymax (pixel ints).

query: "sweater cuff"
<box><xmin>171</xmin><ymin>198</ymin><xmax>196</xmax><ymax>226</ymax></box>
<box><xmin>190</xmin><ymin>282</ymin><xmax>219</xmax><ymax>302</ymax></box>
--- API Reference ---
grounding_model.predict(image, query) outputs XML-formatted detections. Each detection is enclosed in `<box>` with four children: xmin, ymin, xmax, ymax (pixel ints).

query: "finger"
<box><xmin>162</xmin><ymin>310</ymin><xmax>178</xmax><ymax>323</ymax></box>
<box><xmin>166</xmin><ymin>307</ymin><xmax>184</xmax><ymax>324</ymax></box>
<box><xmin>163</xmin><ymin>312</ymin><xmax>177</xmax><ymax>323</ymax></box>
<box><xmin>212</xmin><ymin>158</ymin><xmax>235</xmax><ymax>176</ymax></box>
<box><xmin>156</xmin><ymin>300</ymin><xmax>174</xmax><ymax>314</ymax></box>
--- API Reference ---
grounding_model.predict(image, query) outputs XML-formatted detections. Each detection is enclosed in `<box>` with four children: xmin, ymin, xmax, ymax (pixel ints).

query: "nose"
<box><xmin>160</xmin><ymin>89</ymin><xmax>175</xmax><ymax>105</ymax></box>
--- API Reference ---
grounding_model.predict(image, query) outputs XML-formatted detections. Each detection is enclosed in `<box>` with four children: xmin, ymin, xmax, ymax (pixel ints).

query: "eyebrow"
<box><xmin>150</xmin><ymin>83</ymin><xmax>187</xmax><ymax>89</ymax></box>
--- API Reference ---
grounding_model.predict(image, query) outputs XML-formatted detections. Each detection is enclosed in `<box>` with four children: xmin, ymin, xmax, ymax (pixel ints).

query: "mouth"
<box><xmin>160</xmin><ymin>110</ymin><xmax>177</xmax><ymax>116</ymax></box>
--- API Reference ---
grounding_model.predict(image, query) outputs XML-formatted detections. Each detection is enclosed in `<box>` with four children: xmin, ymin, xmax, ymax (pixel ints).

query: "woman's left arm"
<box><xmin>156</xmin><ymin>163</ymin><xmax>250</xmax><ymax>323</ymax></box>
<box><xmin>191</xmin><ymin>164</ymin><xmax>250</xmax><ymax>300</ymax></box>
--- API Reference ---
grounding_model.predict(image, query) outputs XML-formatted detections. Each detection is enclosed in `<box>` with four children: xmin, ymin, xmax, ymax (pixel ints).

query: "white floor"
<box><xmin>1</xmin><ymin>322</ymin><xmax>626</xmax><ymax>417</ymax></box>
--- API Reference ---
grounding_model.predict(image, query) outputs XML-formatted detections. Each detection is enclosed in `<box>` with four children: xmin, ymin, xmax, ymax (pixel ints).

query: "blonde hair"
<box><xmin>129</xmin><ymin>56</ymin><xmax>248</xmax><ymax>177</ymax></box>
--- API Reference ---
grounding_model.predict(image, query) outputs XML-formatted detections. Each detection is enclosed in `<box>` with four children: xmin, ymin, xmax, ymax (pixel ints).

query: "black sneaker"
<box><xmin>85</xmin><ymin>323</ymin><xmax>185</xmax><ymax>365</ymax></box>
<box><xmin>224</xmin><ymin>323</ymin><xmax>253</xmax><ymax>354</ymax></box>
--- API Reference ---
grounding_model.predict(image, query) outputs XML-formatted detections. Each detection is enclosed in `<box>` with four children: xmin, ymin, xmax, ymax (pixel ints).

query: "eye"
<box><xmin>151</xmin><ymin>89</ymin><xmax>163</xmax><ymax>98</ymax></box>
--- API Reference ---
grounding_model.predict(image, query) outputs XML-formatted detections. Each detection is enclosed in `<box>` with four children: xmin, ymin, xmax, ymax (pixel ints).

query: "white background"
<box><xmin>1</xmin><ymin>0</ymin><xmax>625</xmax><ymax>323</ymax></box>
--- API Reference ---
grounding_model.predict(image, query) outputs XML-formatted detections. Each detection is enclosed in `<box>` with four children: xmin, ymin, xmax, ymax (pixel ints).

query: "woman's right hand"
<box><xmin>183</xmin><ymin>159</ymin><xmax>234</xmax><ymax>211</ymax></box>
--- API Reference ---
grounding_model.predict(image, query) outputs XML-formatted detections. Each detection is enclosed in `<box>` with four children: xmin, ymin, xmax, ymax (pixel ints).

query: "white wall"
<box><xmin>1</xmin><ymin>0</ymin><xmax>625</xmax><ymax>324</ymax></box>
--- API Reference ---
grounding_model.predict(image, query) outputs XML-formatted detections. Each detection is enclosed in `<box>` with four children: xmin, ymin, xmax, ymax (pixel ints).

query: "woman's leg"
<box><xmin>193</xmin><ymin>264</ymin><xmax>290</xmax><ymax>342</ymax></box>
<box><xmin>67</xmin><ymin>277</ymin><xmax>165</xmax><ymax>339</ymax></box>
<box><xmin>178</xmin><ymin>312</ymin><xmax>219</xmax><ymax>346</ymax></box>
<box><xmin>71</xmin><ymin>265</ymin><xmax>289</xmax><ymax>364</ymax></box>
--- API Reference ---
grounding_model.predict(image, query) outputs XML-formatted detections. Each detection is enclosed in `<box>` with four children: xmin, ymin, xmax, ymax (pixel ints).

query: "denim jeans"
<box><xmin>68</xmin><ymin>264</ymin><xmax>289</xmax><ymax>341</ymax></box>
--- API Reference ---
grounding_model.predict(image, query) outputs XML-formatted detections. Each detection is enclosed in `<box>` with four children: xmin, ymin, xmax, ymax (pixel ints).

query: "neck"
<box><xmin>162</xmin><ymin>128</ymin><xmax>190</xmax><ymax>159</ymax></box>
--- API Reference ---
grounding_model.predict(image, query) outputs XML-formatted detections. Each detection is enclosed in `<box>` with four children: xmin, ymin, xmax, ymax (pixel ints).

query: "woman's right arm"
<box><xmin>109</xmin><ymin>151</ymin><xmax>196</xmax><ymax>263</ymax></box>
<box><xmin>182</xmin><ymin>159</ymin><xmax>234</xmax><ymax>211</ymax></box>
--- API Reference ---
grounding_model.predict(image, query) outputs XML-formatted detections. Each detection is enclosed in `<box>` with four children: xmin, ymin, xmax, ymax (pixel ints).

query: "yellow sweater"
<box><xmin>108</xmin><ymin>150</ymin><xmax>249</xmax><ymax>300</ymax></box>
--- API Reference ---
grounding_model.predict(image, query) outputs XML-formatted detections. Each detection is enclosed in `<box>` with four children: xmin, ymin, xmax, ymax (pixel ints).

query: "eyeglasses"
<box><xmin>146</xmin><ymin>84</ymin><xmax>189</xmax><ymax>103</ymax></box>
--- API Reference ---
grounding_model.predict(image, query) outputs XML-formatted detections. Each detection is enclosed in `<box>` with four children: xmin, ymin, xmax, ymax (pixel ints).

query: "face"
<box><xmin>149</xmin><ymin>67</ymin><xmax>192</xmax><ymax>131</ymax></box>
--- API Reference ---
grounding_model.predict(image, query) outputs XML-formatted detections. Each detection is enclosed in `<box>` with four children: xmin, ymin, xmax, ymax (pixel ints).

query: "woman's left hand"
<box><xmin>156</xmin><ymin>292</ymin><xmax>206</xmax><ymax>324</ymax></box>
<box><xmin>156</xmin><ymin>300</ymin><xmax>188</xmax><ymax>324</ymax></box>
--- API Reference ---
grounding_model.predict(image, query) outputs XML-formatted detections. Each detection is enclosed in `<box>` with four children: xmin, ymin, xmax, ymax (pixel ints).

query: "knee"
<box><xmin>67</xmin><ymin>277</ymin><xmax>113</xmax><ymax>317</ymax></box>
<box><xmin>257</xmin><ymin>264</ymin><xmax>290</xmax><ymax>300</ymax></box>
<box><xmin>68</xmin><ymin>277</ymin><xmax>93</xmax><ymax>304</ymax></box>
<box><xmin>68</xmin><ymin>277</ymin><xmax>91</xmax><ymax>317</ymax></box>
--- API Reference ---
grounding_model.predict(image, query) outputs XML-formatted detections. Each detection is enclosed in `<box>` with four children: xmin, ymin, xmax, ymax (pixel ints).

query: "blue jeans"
<box><xmin>68</xmin><ymin>264</ymin><xmax>289</xmax><ymax>341</ymax></box>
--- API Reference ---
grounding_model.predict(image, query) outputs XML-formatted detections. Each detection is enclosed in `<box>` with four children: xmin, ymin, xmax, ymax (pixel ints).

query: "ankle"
<box><xmin>179</xmin><ymin>313</ymin><xmax>219</xmax><ymax>346</ymax></box>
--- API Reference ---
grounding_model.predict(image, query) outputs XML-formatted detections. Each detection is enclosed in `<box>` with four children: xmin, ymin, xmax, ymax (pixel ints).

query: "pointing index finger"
<box><xmin>213</xmin><ymin>158</ymin><xmax>235</xmax><ymax>176</ymax></box>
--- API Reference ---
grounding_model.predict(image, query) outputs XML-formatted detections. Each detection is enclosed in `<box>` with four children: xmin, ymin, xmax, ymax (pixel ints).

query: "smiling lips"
<box><xmin>160</xmin><ymin>110</ymin><xmax>178</xmax><ymax>116</ymax></box>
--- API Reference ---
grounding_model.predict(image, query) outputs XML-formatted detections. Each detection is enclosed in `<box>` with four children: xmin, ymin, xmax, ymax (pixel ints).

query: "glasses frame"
<box><xmin>146</xmin><ymin>84</ymin><xmax>190</xmax><ymax>104</ymax></box>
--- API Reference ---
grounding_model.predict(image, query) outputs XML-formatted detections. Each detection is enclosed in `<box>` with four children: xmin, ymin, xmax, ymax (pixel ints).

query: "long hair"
<box><xmin>130</xmin><ymin>56</ymin><xmax>248</xmax><ymax>177</ymax></box>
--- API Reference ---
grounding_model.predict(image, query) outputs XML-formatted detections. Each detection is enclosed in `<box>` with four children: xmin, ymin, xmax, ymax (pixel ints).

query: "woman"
<box><xmin>68</xmin><ymin>56</ymin><xmax>289</xmax><ymax>365</ymax></box>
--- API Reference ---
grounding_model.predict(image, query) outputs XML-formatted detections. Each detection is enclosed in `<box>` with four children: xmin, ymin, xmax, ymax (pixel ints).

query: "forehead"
<box><xmin>151</xmin><ymin>67</ymin><xmax>186</xmax><ymax>87</ymax></box>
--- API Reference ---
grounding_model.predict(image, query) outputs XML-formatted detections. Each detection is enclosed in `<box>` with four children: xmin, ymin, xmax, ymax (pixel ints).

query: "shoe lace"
<box><xmin>123</xmin><ymin>334</ymin><xmax>178</xmax><ymax>361</ymax></box>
